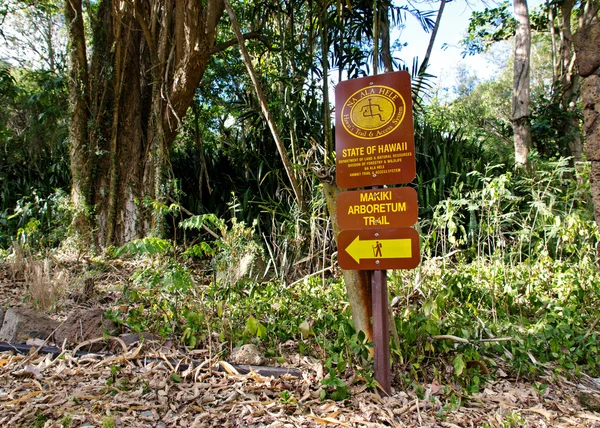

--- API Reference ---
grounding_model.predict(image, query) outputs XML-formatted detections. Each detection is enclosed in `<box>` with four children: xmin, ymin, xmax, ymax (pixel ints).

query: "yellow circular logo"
<box><xmin>341</xmin><ymin>85</ymin><xmax>406</xmax><ymax>139</ymax></box>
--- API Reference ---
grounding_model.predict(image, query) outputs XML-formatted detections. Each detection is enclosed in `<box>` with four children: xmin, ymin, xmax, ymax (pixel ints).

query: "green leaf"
<box><xmin>171</xmin><ymin>373</ymin><xmax>182</xmax><ymax>383</ymax></box>
<box><xmin>257</xmin><ymin>322</ymin><xmax>267</xmax><ymax>340</ymax></box>
<box><xmin>453</xmin><ymin>354</ymin><xmax>466</xmax><ymax>377</ymax></box>
<box><xmin>299</xmin><ymin>320</ymin><xmax>311</xmax><ymax>338</ymax></box>
<box><xmin>246</xmin><ymin>316</ymin><xmax>258</xmax><ymax>335</ymax></box>
<box><xmin>319</xmin><ymin>389</ymin><xmax>327</xmax><ymax>401</ymax></box>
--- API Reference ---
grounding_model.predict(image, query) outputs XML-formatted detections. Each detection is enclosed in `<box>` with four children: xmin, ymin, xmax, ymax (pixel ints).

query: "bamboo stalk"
<box><xmin>223</xmin><ymin>0</ymin><xmax>305</xmax><ymax>213</ymax></box>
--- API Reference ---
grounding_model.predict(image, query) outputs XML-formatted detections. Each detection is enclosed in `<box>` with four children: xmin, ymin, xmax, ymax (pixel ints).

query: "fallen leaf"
<box><xmin>523</xmin><ymin>406</ymin><xmax>554</xmax><ymax>420</ymax></box>
<box><xmin>307</xmin><ymin>414</ymin><xmax>350</xmax><ymax>426</ymax></box>
<box><xmin>6</xmin><ymin>390</ymin><xmax>44</xmax><ymax>405</ymax></box>
<box><xmin>576</xmin><ymin>412</ymin><xmax>600</xmax><ymax>422</ymax></box>
<box><xmin>12</xmin><ymin>365</ymin><xmax>42</xmax><ymax>379</ymax></box>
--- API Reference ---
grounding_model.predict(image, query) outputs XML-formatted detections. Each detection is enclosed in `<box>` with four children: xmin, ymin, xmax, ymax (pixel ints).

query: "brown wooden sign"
<box><xmin>337</xmin><ymin>227</ymin><xmax>420</xmax><ymax>271</ymax></box>
<box><xmin>336</xmin><ymin>187</ymin><xmax>418</xmax><ymax>230</ymax></box>
<box><xmin>335</xmin><ymin>71</ymin><xmax>415</xmax><ymax>188</ymax></box>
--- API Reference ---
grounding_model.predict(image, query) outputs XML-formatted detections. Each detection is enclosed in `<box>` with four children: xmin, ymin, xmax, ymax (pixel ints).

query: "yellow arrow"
<box><xmin>345</xmin><ymin>235</ymin><xmax>412</xmax><ymax>263</ymax></box>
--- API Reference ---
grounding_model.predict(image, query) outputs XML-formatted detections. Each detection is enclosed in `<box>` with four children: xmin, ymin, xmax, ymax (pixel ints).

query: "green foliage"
<box><xmin>101</xmin><ymin>416</ymin><xmax>116</xmax><ymax>428</ymax></box>
<box><xmin>246</xmin><ymin>315</ymin><xmax>268</xmax><ymax>340</ymax></box>
<box><xmin>180</xmin><ymin>209</ymin><xmax>264</xmax><ymax>274</ymax></box>
<box><xmin>422</xmin><ymin>159</ymin><xmax>597</xmax><ymax>260</ymax></box>
<box><xmin>33</xmin><ymin>410</ymin><xmax>48</xmax><ymax>428</ymax></box>
<box><xmin>107</xmin><ymin>262</ymin><xmax>208</xmax><ymax>348</ymax></box>
<box><xmin>321</xmin><ymin>371</ymin><xmax>349</xmax><ymax>401</ymax></box>
<box><xmin>180</xmin><ymin>213</ymin><xmax>222</xmax><ymax>232</ymax></box>
<box><xmin>59</xmin><ymin>414</ymin><xmax>73</xmax><ymax>428</ymax></box>
<box><xmin>391</xmin><ymin>254</ymin><xmax>600</xmax><ymax>383</ymax></box>
<box><xmin>414</xmin><ymin>119</ymin><xmax>492</xmax><ymax>216</ymax></box>
<box><xmin>0</xmin><ymin>66</ymin><xmax>70</xmax><ymax>249</ymax></box>
<box><xmin>461</xmin><ymin>1</ymin><xmax>516</xmax><ymax>56</ymax></box>
<box><xmin>531</xmin><ymin>91</ymin><xmax>582</xmax><ymax>158</ymax></box>
<box><xmin>116</xmin><ymin>237</ymin><xmax>172</xmax><ymax>257</ymax></box>
<box><xmin>111</xmin><ymin>260</ymin><xmax>370</xmax><ymax>380</ymax></box>
<box><xmin>1</xmin><ymin>188</ymin><xmax>73</xmax><ymax>250</ymax></box>
<box><xmin>182</xmin><ymin>241</ymin><xmax>216</xmax><ymax>259</ymax></box>
<box><xmin>424</xmin><ymin>68</ymin><xmax>513</xmax><ymax>162</ymax></box>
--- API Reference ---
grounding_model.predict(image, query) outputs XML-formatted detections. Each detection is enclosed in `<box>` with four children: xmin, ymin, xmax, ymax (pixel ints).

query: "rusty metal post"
<box><xmin>372</xmin><ymin>269</ymin><xmax>391</xmax><ymax>395</ymax></box>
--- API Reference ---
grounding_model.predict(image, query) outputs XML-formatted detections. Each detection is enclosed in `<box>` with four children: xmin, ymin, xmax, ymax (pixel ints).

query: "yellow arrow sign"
<box><xmin>345</xmin><ymin>235</ymin><xmax>412</xmax><ymax>263</ymax></box>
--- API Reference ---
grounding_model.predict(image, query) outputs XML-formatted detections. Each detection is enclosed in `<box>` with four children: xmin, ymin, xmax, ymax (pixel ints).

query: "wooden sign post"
<box><xmin>335</xmin><ymin>70</ymin><xmax>418</xmax><ymax>395</ymax></box>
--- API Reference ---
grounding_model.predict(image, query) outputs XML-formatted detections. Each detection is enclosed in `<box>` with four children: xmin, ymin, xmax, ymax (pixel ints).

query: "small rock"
<box><xmin>577</xmin><ymin>391</ymin><xmax>600</xmax><ymax>412</ymax></box>
<box><xmin>230</xmin><ymin>344</ymin><xmax>266</xmax><ymax>366</ymax></box>
<box><xmin>0</xmin><ymin>308</ymin><xmax>59</xmax><ymax>343</ymax></box>
<box><xmin>25</xmin><ymin>338</ymin><xmax>46</xmax><ymax>347</ymax></box>
<box><xmin>116</xmin><ymin>332</ymin><xmax>161</xmax><ymax>348</ymax></box>
<box><xmin>139</xmin><ymin>410</ymin><xmax>154</xmax><ymax>420</ymax></box>
<box><xmin>54</xmin><ymin>308</ymin><xmax>116</xmax><ymax>351</ymax></box>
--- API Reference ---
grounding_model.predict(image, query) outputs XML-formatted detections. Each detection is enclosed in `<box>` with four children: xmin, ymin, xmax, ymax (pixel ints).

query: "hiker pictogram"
<box><xmin>360</xmin><ymin>98</ymin><xmax>384</xmax><ymax>122</ymax></box>
<box><xmin>373</xmin><ymin>241</ymin><xmax>383</xmax><ymax>257</ymax></box>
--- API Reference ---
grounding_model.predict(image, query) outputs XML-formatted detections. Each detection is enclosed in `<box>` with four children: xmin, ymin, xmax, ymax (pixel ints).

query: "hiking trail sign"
<box><xmin>334</xmin><ymin>70</ymin><xmax>419</xmax><ymax>396</ymax></box>
<box><xmin>337</xmin><ymin>228</ymin><xmax>420</xmax><ymax>271</ymax></box>
<box><xmin>336</xmin><ymin>187</ymin><xmax>418</xmax><ymax>230</ymax></box>
<box><xmin>335</xmin><ymin>71</ymin><xmax>415</xmax><ymax>189</ymax></box>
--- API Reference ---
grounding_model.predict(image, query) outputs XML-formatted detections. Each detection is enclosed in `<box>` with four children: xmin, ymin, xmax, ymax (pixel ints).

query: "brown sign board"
<box><xmin>337</xmin><ymin>228</ymin><xmax>420</xmax><ymax>271</ymax></box>
<box><xmin>336</xmin><ymin>187</ymin><xmax>418</xmax><ymax>230</ymax></box>
<box><xmin>335</xmin><ymin>71</ymin><xmax>415</xmax><ymax>189</ymax></box>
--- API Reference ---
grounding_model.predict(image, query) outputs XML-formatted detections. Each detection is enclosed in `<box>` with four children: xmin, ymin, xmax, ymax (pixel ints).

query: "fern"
<box><xmin>116</xmin><ymin>237</ymin><xmax>171</xmax><ymax>256</ymax></box>
<box><xmin>179</xmin><ymin>214</ymin><xmax>223</xmax><ymax>232</ymax></box>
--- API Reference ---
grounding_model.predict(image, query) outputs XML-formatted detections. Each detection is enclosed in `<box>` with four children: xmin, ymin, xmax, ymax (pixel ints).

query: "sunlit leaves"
<box><xmin>461</xmin><ymin>1</ymin><xmax>516</xmax><ymax>56</ymax></box>
<box><xmin>453</xmin><ymin>354</ymin><xmax>466</xmax><ymax>376</ymax></box>
<box><xmin>246</xmin><ymin>315</ymin><xmax>267</xmax><ymax>340</ymax></box>
<box><xmin>116</xmin><ymin>238</ymin><xmax>172</xmax><ymax>256</ymax></box>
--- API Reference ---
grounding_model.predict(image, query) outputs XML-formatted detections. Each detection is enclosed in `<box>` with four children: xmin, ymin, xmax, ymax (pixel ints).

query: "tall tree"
<box><xmin>461</xmin><ymin>1</ymin><xmax>583</xmax><ymax>161</ymax></box>
<box><xmin>65</xmin><ymin>0</ymin><xmax>225</xmax><ymax>246</ymax></box>
<box><xmin>65</xmin><ymin>0</ymin><xmax>92</xmax><ymax>241</ymax></box>
<box><xmin>573</xmin><ymin>0</ymin><xmax>600</xmax><ymax>250</ymax></box>
<box><xmin>552</xmin><ymin>0</ymin><xmax>582</xmax><ymax>161</ymax></box>
<box><xmin>513</xmin><ymin>0</ymin><xmax>532</xmax><ymax>167</ymax></box>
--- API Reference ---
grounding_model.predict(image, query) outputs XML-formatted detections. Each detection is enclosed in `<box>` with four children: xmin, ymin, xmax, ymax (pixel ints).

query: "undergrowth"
<box><xmin>103</xmin><ymin>158</ymin><xmax>600</xmax><ymax>400</ymax></box>
<box><xmin>3</xmin><ymin>158</ymin><xmax>598</xmax><ymax>402</ymax></box>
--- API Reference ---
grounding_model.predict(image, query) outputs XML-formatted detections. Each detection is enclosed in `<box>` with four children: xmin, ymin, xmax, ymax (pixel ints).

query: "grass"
<box><xmin>23</xmin><ymin>258</ymin><xmax>68</xmax><ymax>310</ymax></box>
<box><xmin>391</xmin><ymin>254</ymin><xmax>600</xmax><ymax>384</ymax></box>
<box><xmin>104</xmin><ymin>241</ymin><xmax>599</xmax><ymax>399</ymax></box>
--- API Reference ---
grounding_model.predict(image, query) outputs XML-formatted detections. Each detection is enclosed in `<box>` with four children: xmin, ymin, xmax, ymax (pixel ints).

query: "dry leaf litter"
<box><xmin>2</xmin><ymin>262</ymin><xmax>600</xmax><ymax>427</ymax></box>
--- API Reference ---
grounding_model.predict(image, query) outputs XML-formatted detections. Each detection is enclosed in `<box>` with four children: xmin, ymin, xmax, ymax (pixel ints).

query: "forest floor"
<box><xmin>1</xmin><ymin>259</ymin><xmax>600</xmax><ymax>427</ymax></box>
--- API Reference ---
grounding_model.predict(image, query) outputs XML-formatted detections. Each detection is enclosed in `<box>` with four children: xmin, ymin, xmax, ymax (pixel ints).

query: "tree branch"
<box><xmin>209</xmin><ymin>30</ymin><xmax>263</xmax><ymax>55</ymax></box>
<box><xmin>223</xmin><ymin>0</ymin><xmax>305</xmax><ymax>212</ymax></box>
<box><xmin>122</xmin><ymin>0</ymin><xmax>158</xmax><ymax>66</ymax></box>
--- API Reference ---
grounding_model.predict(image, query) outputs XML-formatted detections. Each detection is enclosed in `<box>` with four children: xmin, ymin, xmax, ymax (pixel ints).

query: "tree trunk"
<box><xmin>65</xmin><ymin>0</ymin><xmax>225</xmax><ymax>247</ymax></box>
<box><xmin>512</xmin><ymin>0</ymin><xmax>532</xmax><ymax>167</ymax></box>
<box><xmin>557</xmin><ymin>0</ymin><xmax>583</xmax><ymax>162</ymax></box>
<box><xmin>573</xmin><ymin>4</ymin><xmax>600</xmax><ymax>249</ymax></box>
<box><xmin>380</xmin><ymin>1</ymin><xmax>393</xmax><ymax>73</ymax></box>
<box><xmin>414</xmin><ymin>0</ymin><xmax>446</xmax><ymax>96</ymax></box>
<box><xmin>322</xmin><ymin>181</ymin><xmax>373</xmax><ymax>342</ymax></box>
<box><xmin>65</xmin><ymin>0</ymin><xmax>93</xmax><ymax>244</ymax></box>
<box><xmin>322</xmin><ymin>0</ymin><xmax>333</xmax><ymax>163</ymax></box>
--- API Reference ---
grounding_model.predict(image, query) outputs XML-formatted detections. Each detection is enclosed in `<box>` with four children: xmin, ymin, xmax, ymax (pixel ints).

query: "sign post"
<box><xmin>335</xmin><ymin>70</ymin><xmax>418</xmax><ymax>395</ymax></box>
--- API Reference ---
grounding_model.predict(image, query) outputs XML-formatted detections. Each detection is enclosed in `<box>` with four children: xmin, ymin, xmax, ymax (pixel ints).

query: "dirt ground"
<box><xmin>2</xmin><ymin>260</ymin><xmax>600</xmax><ymax>427</ymax></box>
